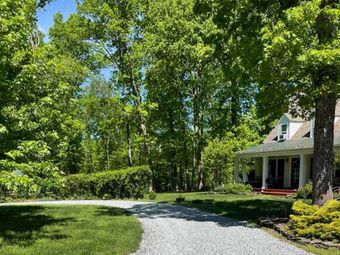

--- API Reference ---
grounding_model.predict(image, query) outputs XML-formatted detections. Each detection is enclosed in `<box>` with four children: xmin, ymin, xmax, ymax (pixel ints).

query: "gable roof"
<box><xmin>283</xmin><ymin>113</ymin><xmax>305</xmax><ymax>122</ymax></box>
<box><xmin>237</xmin><ymin>118</ymin><xmax>340</xmax><ymax>157</ymax></box>
<box><xmin>235</xmin><ymin>134</ymin><xmax>340</xmax><ymax>157</ymax></box>
<box><xmin>291</xmin><ymin>121</ymin><xmax>311</xmax><ymax>140</ymax></box>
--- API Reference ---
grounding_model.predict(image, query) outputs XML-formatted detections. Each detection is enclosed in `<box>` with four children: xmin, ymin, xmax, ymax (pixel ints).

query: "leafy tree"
<box><xmin>260</xmin><ymin>0</ymin><xmax>340</xmax><ymax>205</ymax></box>
<box><xmin>0</xmin><ymin>0</ymin><xmax>88</xmax><ymax>195</ymax></box>
<box><xmin>199</xmin><ymin>0</ymin><xmax>339</xmax><ymax>205</ymax></box>
<box><xmin>203</xmin><ymin>108</ymin><xmax>264</xmax><ymax>189</ymax></box>
<box><xmin>144</xmin><ymin>0</ymin><xmax>220</xmax><ymax>190</ymax></box>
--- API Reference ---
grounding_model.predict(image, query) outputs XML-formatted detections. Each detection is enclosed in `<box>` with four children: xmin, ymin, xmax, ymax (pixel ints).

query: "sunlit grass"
<box><xmin>0</xmin><ymin>205</ymin><xmax>142</xmax><ymax>255</ymax></box>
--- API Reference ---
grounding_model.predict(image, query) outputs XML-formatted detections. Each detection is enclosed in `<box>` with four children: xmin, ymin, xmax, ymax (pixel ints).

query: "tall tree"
<box><xmin>0</xmin><ymin>0</ymin><xmax>88</xmax><ymax>193</ymax></box>
<box><xmin>144</xmin><ymin>0</ymin><xmax>220</xmax><ymax>190</ymax></box>
<box><xmin>200</xmin><ymin>0</ymin><xmax>339</xmax><ymax>205</ymax></box>
<box><xmin>50</xmin><ymin>0</ymin><xmax>156</xmax><ymax>183</ymax></box>
<box><xmin>261</xmin><ymin>0</ymin><xmax>340</xmax><ymax>205</ymax></box>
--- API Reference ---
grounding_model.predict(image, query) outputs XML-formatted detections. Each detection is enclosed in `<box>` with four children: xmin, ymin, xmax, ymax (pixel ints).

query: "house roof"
<box><xmin>235</xmin><ymin>135</ymin><xmax>340</xmax><ymax>157</ymax></box>
<box><xmin>283</xmin><ymin>113</ymin><xmax>305</xmax><ymax>122</ymax></box>
<box><xmin>291</xmin><ymin>121</ymin><xmax>311</xmax><ymax>140</ymax></box>
<box><xmin>237</xmin><ymin>102</ymin><xmax>340</xmax><ymax>157</ymax></box>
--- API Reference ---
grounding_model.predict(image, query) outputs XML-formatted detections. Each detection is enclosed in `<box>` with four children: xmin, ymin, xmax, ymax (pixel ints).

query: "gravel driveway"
<box><xmin>1</xmin><ymin>200</ymin><xmax>311</xmax><ymax>255</ymax></box>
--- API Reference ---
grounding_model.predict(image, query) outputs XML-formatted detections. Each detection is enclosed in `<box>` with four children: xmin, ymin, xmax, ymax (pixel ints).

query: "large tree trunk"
<box><xmin>312</xmin><ymin>0</ymin><xmax>338</xmax><ymax>206</ymax></box>
<box><xmin>312</xmin><ymin>93</ymin><xmax>336</xmax><ymax>205</ymax></box>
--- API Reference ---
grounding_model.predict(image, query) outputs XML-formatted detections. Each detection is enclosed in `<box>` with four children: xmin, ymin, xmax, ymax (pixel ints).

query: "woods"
<box><xmin>0</xmin><ymin>0</ymin><xmax>339</xmax><ymax>205</ymax></box>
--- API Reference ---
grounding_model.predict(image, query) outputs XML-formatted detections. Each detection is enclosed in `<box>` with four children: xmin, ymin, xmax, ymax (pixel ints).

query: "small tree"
<box><xmin>203</xmin><ymin>109</ymin><xmax>263</xmax><ymax>189</ymax></box>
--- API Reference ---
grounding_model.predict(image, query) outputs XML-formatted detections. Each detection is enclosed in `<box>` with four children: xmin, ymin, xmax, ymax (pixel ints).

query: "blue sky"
<box><xmin>37</xmin><ymin>0</ymin><xmax>77</xmax><ymax>37</ymax></box>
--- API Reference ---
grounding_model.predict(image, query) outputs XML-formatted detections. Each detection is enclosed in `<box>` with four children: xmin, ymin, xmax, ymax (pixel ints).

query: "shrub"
<box><xmin>148</xmin><ymin>191</ymin><xmax>157</xmax><ymax>200</ymax></box>
<box><xmin>214</xmin><ymin>186</ymin><xmax>226</xmax><ymax>193</ymax></box>
<box><xmin>288</xmin><ymin>200</ymin><xmax>340</xmax><ymax>241</ymax></box>
<box><xmin>295</xmin><ymin>182</ymin><xmax>312</xmax><ymax>199</ymax></box>
<box><xmin>224</xmin><ymin>183</ymin><xmax>253</xmax><ymax>194</ymax></box>
<box><xmin>0</xmin><ymin>171</ymin><xmax>38</xmax><ymax>198</ymax></box>
<box><xmin>63</xmin><ymin>166</ymin><xmax>151</xmax><ymax>199</ymax></box>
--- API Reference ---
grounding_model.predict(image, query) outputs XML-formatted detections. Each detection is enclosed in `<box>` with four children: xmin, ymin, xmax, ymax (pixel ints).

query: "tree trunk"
<box><xmin>312</xmin><ymin>0</ymin><xmax>338</xmax><ymax>206</ymax></box>
<box><xmin>126</xmin><ymin>122</ymin><xmax>133</xmax><ymax>167</ymax></box>
<box><xmin>230</xmin><ymin>80</ymin><xmax>239</xmax><ymax>127</ymax></box>
<box><xmin>192</xmin><ymin>83</ymin><xmax>203</xmax><ymax>190</ymax></box>
<box><xmin>312</xmin><ymin>93</ymin><xmax>336</xmax><ymax>205</ymax></box>
<box><xmin>105</xmin><ymin>137</ymin><xmax>110</xmax><ymax>171</ymax></box>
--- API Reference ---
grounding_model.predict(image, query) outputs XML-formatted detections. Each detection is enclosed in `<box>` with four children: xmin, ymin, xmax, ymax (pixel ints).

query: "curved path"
<box><xmin>1</xmin><ymin>200</ymin><xmax>311</xmax><ymax>255</ymax></box>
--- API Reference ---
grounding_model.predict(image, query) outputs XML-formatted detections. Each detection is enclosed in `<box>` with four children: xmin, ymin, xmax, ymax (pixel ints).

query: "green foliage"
<box><xmin>0</xmin><ymin>171</ymin><xmax>38</xmax><ymax>199</ymax></box>
<box><xmin>295</xmin><ymin>182</ymin><xmax>313</xmax><ymax>199</ymax></box>
<box><xmin>63</xmin><ymin>166</ymin><xmax>151</xmax><ymax>199</ymax></box>
<box><xmin>148</xmin><ymin>191</ymin><xmax>157</xmax><ymax>200</ymax></box>
<box><xmin>215</xmin><ymin>183</ymin><xmax>255</xmax><ymax>195</ymax></box>
<box><xmin>224</xmin><ymin>183</ymin><xmax>253</xmax><ymax>194</ymax></box>
<box><xmin>288</xmin><ymin>200</ymin><xmax>340</xmax><ymax>241</ymax></box>
<box><xmin>203</xmin><ymin>109</ymin><xmax>264</xmax><ymax>189</ymax></box>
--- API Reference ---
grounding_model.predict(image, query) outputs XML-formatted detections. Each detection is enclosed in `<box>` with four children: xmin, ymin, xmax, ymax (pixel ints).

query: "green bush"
<box><xmin>0</xmin><ymin>171</ymin><xmax>38</xmax><ymax>198</ymax></box>
<box><xmin>148</xmin><ymin>191</ymin><xmax>157</xmax><ymax>200</ymax></box>
<box><xmin>288</xmin><ymin>200</ymin><xmax>340</xmax><ymax>241</ymax></box>
<box><xmin>63</xmin><ymin>166</ymin><xmax>151</xmax><ymax>199</ymax></box>
<box><xmin>224</xmin><ymin>183</ymin><xmax>253</xmax><ymax>194</ymax></box>
<box><xmin>214</xmin><ymin>186</ymin><xmax>226</xmax><ymax>193</ymax></box>
<box><xmin>295</xmin><ymin>182</ymin><xmax>312</xmax><ymax>199</ymax></box>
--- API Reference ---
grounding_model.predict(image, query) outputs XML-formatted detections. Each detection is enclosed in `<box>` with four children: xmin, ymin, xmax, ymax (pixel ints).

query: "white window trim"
<box><xmin>278</xmin><ymin>123</ymin><xmax>289</xmax><ymax>141</ymax></box>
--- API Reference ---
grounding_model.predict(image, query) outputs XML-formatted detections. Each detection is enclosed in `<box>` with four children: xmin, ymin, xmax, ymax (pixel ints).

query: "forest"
<box><xmin>0</xmin><ymin>0</ymin><xmax>339</xmax><ymax>205</ymax></box>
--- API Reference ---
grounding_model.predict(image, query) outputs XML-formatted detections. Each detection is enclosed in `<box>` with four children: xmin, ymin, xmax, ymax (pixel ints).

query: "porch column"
<box><xmin>262</xmin><ymin>156</ymin><xmax>268</xmax><ymax>190</ymax></box>
<box><xmin>234</xmin><ymin>157</ymin><xmax>240</xmax><ymax>183</ymax></box>
<box><xmin>299</xmin><ymin>154</ymin><xmax>307</xmax><ymax>188</ymax></box>
<box><xmin>242</xmin><ymin>168</ymin><xmax>248</xmax><ymax>183</ymax></box>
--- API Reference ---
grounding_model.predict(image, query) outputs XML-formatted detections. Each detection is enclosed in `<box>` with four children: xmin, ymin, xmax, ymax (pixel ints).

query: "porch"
<box><xmin>234</xmin><ymin>153</ymin><xmax>313</xmax><ymax>195</ymax></box>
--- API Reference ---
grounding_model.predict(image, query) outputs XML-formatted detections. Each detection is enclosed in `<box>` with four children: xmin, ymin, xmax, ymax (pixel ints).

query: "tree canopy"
<box><xmin>0</xmin><ymin>0</ymin><xmax>338</xmax><ymax>205</ymax></box>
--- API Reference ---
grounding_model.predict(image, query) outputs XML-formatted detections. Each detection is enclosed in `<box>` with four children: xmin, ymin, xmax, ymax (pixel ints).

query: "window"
<box><xmin>278</xmin><ymin>124</ymin><xmax>288</xmax><ymax>141</ymax></box>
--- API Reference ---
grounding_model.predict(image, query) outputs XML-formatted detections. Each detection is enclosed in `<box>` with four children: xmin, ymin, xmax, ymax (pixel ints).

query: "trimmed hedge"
<box><xmin>63</xmin><ymin>166</ymin><xmax>151</xmax><ymax>199</ymax></box>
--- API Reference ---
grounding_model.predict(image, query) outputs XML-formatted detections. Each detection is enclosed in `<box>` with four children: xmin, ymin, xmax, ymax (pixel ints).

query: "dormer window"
<box><xmin>278</xmin><ymin>124</ymin><xmax>288</xmax><ymax>141</ymax></box>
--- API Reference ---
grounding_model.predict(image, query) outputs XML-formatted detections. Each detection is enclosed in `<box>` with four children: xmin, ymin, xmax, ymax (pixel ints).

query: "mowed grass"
<box><xmin>0</xmin><ymin>205</ymin><xmax>142</xmax><ymax>255</ymax></box>
<box><xmin>143</xmin><ymin>192</ymin><xmax>296</xmax><ymax>223</ymax></box>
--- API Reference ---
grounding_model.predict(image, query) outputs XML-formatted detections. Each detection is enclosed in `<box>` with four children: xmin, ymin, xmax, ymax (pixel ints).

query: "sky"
<box><xmin>37</xmin><ymin>0</ymin><xmax>77</xmax><ymax>37</ymax></box>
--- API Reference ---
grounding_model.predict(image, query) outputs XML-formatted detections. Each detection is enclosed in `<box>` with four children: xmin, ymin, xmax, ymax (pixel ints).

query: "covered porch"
<box><xmin>234</xmin><ymin>154</ymin><xmax>313</xmax><ymax>194</ymax></box>
<box><xmin>234</xmin><ymin>139</ymin><xmax>318</xmax><ymax>195</ymax></box>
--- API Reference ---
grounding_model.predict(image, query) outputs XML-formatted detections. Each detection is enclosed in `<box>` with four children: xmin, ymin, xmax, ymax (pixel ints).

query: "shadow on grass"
<box><xmin>128</xmin><ymin>203</ymin><xmax>248</xmax><ymax>228</ymax></box>
<box><xmin>129</xmin><ymin>197</ymin><xmax>293</xmax><ymax>227</ymax></box>
<box><xmin>0</xmin><ymin>206</ymin><xmax>74</xmax><ymax>246</ymax></box>
<box><xmin>183</xmin><ymin>198</ymin><xmax>294</xmax><ymax>223</ymax></box>
<box><xmin>95</xmin><ymin>206</ymin><xmax>131</xmax><ymax>217</ymax></box>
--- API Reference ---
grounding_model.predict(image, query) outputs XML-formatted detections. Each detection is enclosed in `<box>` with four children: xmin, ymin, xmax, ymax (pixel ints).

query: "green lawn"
<box><xmin>0</xmin><ymin>205</ymin><xmax>142</xmax><ymax>255</ymax></box>
<box><xmin>143</xmin><ymin>192</ymin><xmax>296</xmax><ymax>223</ymax></box>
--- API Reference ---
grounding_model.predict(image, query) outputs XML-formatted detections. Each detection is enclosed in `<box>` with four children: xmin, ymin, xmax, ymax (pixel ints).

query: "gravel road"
<box><xmin>1</xmin><ymin>200</ymin><xmax>311</xmax><ymax>255</ymax></box>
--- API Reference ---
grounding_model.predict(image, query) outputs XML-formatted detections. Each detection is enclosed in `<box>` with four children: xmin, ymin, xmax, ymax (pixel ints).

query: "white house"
<box><xmin>234</xmin><ymin>104</ymin><xmax>340</xmax><ymax>195</ymax></box>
